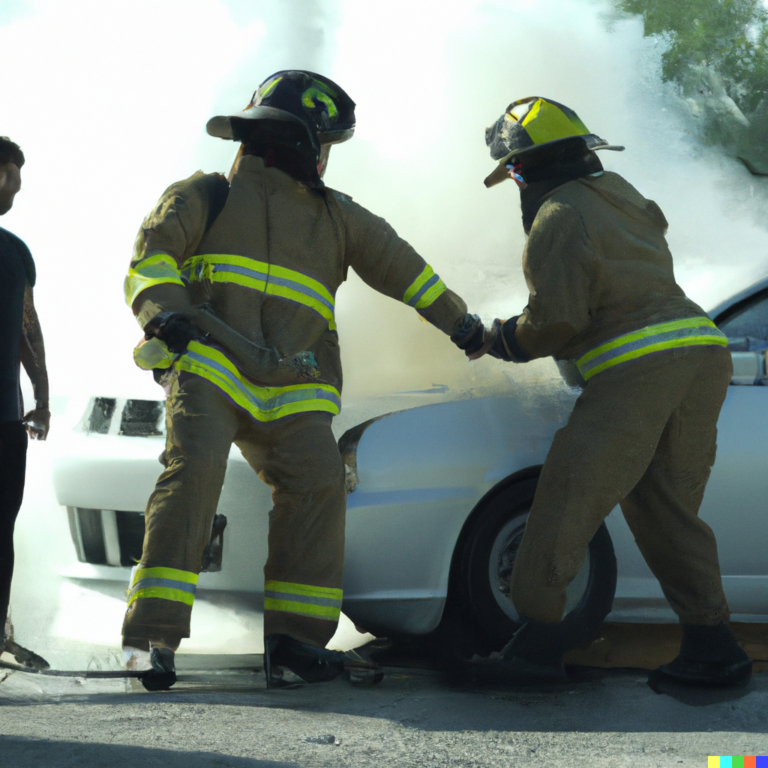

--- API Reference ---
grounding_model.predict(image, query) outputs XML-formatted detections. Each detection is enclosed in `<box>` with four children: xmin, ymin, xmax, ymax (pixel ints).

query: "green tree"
<box><xmin>617</xmin><ymin>0</ymin><xmax>768</xmax><ymax>171</ymax></box>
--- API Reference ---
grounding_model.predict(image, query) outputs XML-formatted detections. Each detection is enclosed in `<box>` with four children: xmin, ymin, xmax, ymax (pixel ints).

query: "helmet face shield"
<box><xmin>484</xmin><ymin>96</ymin><xmax>624</xmax><ymax>188</ymax></box>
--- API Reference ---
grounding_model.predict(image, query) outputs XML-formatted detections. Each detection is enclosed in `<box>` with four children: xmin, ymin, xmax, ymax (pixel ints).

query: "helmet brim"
<box><xmin>317</xmin><ymin>128</ymin><xmax>355</xmax><ymax>145</ymax></box>
<box><xmin>207</xmin><ymin>106</ymin><xmax>354</xmax><ymax>146</ymax></box>
<box><xmin>483</xmin><ymin>135</ymin><xmax>625</xmax><ymax>188</ymax></box>
<box><xmin>207</xmin><ymin>105</ymin><xmax>315</xmax><ymax>141</ymax></box>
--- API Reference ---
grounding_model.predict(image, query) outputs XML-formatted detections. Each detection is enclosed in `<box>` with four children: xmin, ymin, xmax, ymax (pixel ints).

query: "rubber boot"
<box><xmin>473</xmin><ymin>621</ymin><xmax>568</xmax><ymax>683</ymax></box>
<box><xmin>139</xmin><ymin>646</ymin><xmax>177</xmax><ymax>691</ymax></box>
<box><xmin>264</xmin><ymin>634</ymin><xmax>345</xmax><ymax>688</ymax></box>
<box><xmin>653</xmin><ymin>623</ymin><xmax>753</xmax><ymax>688</ymax></box>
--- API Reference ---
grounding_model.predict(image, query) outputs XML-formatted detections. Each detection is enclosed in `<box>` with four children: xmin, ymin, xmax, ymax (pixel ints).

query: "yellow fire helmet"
<box><xmin>484</xmin><ymin>96</ymin><xmax>624</xmax><ymax>188</ymax></box>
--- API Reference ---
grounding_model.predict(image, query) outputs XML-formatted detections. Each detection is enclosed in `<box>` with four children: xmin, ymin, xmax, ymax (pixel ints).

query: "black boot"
<box><xmin>472</xmin><ymin>620</ymin><xmax>568</xmax><ymax>683</ymax></box>
<box><xmin>139</xmin><ymin>646</ymin><xmax>177</xmax><ymax>691</ymax></box>
<box><xmin>653</xmin><ymin>623</ymin><xmax>752</xmax><ymax>688</ymax></box>
<box><xmin>264</xmin><ymin>634</ymin><xmax>345</xmax><ymax>688</ymax></box>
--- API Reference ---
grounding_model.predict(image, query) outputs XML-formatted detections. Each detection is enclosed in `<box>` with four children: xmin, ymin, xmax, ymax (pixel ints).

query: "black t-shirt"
<box><xmin>0</xmin><ymin>226</ymin><xmax>35</xmax><ymax>422</ymax></box>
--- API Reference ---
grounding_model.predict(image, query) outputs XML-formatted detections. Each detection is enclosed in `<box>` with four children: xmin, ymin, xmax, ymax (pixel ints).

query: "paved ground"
<box><xmin>4</xmin><ymin>409</ymin><xmax>767</xmax><ymax>767</ymax></box>
<box><xmin>1</xmin><ymin>657</ymin><xmax>767</xmax><ymax>768</ymax></box>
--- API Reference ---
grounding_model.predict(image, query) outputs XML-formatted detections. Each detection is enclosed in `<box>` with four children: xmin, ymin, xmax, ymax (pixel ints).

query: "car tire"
<box><xmin>456</xmin><ymin>476</ymin><xmax>617</xmax><ymax>653</ymax></box>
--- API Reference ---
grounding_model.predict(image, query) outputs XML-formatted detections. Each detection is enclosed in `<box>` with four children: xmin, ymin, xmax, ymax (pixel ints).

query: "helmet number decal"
<box><xmin>302</xmin><ymin>87</ymin><xmax>338</xmax><ymax>120</ymax></box>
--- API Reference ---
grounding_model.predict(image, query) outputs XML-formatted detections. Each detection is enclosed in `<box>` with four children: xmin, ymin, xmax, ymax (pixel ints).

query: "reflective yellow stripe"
<box><xmin>124</xmin><ymin>253</ymin><xmax>184</xmax><ymax>306</ymax></box>
<box><xmin>263</xmin><ymin>598</ymin><xmax>340</xmax><ymax>619</ymax></box>
<box><xmin>132</xmin><ymin>567</ymin><xmax>198</xmax><ymax>586</ymax></box>
<box><xmin>265</xmin><ymin>580</ymin><xmax>343</xmax><ymax>600</ymax></box>
<box><xmin>176</xmin><ymin>340</ymin><xmax>341</xmax><ymax>422</ymax></box>
<box><xmin>127</xmin><ymin>567</ymin><xmax>198</xmax><ymax>607</ymax></box>
<box><xmin>583</xmin><ymin>336</ymin><xmax>727</xmax><ymax>380</ymax></box>
<box><xmin>127</xmin><ymin>587</ymin><xmax>196</xmax><ymax>607</ymax></box>
<box><xmin>403</xmin><ymin>265</ymin><xmax>447</xmax><ymax>310</ymax></box>
<box><xmin>264</xmin><ymin>579</ymin><xmax>343</xmax><ymax>621</ymax></box>
<box><xmin>259</xmin><ymin>75</ymin><xmax>283</xmax><ymax>98</ymax></box>
<box><xmin>133</xmin><ymin>338</ymin><xmax>176</xmax><ymax>370</ymax></box>
<box><xmin>576</xmin><ymin>317</ymin><xmax>727</xmax><ymax>381</ymax></box>
<box><xmin>577</xmin><ymin>318</ymin><xmax>716</xmax><ymax>366</ymax></box>
<box><xmin>183</xmin><ymin>254</ymin><xmax>336</xmax><ymax>330</ymax></box>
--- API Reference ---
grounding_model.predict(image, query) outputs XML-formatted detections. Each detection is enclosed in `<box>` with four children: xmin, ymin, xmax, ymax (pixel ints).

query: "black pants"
<box><xmin>0</xmin><ymin>421</ymin><xmax>27</xmax><ymax>637</ymax></box>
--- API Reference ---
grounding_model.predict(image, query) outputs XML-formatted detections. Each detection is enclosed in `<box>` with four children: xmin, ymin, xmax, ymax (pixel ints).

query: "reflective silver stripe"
<box><xmin>129</xmin><ymin>578</ymin><xmax>197</xmax><ymax>596</ymax></box>
<box><xmin>183</xmin><ymin>348</ymin><xmax>341</xmax><ymax>411</ymax></box>
<box><xmin>264</xmin><ymin>589</ymin><xmax>342</xmax><ymax>609</ymax></box>
<box><xmin>576</xmin><ymin>317</ymin><xmax>727</xmax><ymax>381</ymax></box>
<box><xmin>175</xmin><ymin>341</ymin><xmax>341</xmax><ymax>422</ymax></box>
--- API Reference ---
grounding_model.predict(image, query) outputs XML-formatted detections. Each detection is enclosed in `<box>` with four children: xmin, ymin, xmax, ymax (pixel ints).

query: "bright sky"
<box><xmin>3</xmin><ymin>0</ymin><xmax>768</xmax><ymax>402</ymax></box>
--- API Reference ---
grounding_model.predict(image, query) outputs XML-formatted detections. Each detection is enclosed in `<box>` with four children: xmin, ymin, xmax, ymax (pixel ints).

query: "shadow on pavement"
<box><xmin>0</xmin><ymin>736</ymin><xmax>302</xmax><ymax>768</ymax></box>
<box><xmin>646</xmin><ymin>669</ymin><xmax>754</xmax><ymax>705</ymax></box>
<box><xmin>4</xmin><ymin>654</ymin><xmax>768</xmax><ymax>737</ymax></box>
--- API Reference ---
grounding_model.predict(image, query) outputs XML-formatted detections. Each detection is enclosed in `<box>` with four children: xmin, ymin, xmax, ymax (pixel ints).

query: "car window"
<box><xmin>716</xmin><ymin>289</ymin><xmax>768</xmax><ymax>339</ymax></box>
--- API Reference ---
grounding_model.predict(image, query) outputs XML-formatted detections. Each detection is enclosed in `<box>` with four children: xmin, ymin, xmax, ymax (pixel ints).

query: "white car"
<box><xmin>52</xmin><ymin>277</ymin><xmax>768</xmax><ymax>653</ymax></box>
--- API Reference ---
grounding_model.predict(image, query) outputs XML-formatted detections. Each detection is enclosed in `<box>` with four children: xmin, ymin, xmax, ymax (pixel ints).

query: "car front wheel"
<box><xmin>457</xmin><ymin>476</ymin><xmax>617</xmax><ymax>654</ymax></box>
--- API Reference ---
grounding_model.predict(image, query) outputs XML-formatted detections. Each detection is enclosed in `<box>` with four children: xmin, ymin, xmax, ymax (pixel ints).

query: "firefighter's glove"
<box><xmin>144</xmin><ymin>312</ymin><xmax>202</xmax><ymax>355</ymax></box>
<box><xmin>451</xmin><ymin>313</ymin><xmax>502</xmax><ymax>361</ymax></box>
<box><xmin>487</xmin><ymin>317</ymin><xmax>531</xmax><ymax>364</ymax></box>
<box><xmin>451</xmin><ymin>314</ymin><xmax>485</xmax><ymax>359</ymax></box>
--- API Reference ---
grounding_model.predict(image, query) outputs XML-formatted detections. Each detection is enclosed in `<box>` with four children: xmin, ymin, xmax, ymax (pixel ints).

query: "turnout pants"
<box><xmin>511</xmin><ymin>345</ymin><xmax>732</xmax><ymax>626</ymax></box>
<box><xmin>0</xmin><ymin>421</ymin><xmax>27</xmax><ymax>638</ymax></box>
<box><xmin>122</xmin><ymin>375</ymin><xmax>346</xmax><ymax>651</ymax></box>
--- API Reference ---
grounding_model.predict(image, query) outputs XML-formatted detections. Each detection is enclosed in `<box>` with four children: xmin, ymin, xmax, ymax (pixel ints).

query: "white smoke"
<box><xmin>4</xmin><ymin>0</ymin><xmax>768</xmax><ymax>659</ymax></box>
<box><xmin>4</xmin><ymin>0</ymin><xmax>767</xmax><ymax>399</ymax></box>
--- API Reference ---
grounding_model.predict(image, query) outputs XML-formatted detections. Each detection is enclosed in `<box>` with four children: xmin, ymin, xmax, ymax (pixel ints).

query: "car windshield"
<box><xmin>717</xmin><ymin>288</ymin><xmax>768</xmax><ymax>340</ymax></box>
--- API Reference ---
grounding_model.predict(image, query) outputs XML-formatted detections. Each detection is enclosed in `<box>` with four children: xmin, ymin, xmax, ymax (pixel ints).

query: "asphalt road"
<box><xmin>2</xmin><ymin>657</ymin><xmax>767</xmax><ymax>768</ymax></box>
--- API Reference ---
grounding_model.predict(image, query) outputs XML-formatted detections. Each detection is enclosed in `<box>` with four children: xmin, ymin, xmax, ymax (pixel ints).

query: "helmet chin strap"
<box><xmin>228</xmin><ymin>145</ymin><xmax>245</xmax><ymax>182</ymax></box>
<box><xmin>317</xmin><ymin>145</ymin><xmax>331</xmax><ymax>180</ymax></box>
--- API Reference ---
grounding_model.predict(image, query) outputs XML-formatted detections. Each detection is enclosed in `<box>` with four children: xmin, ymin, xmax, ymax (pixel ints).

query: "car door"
<box><xmin>606</xmin><ymin>286</ymin><xmax>768</xmax><ymax>622</ymax></box>
<box><xmin>701</xmin><ymin>287</ymin><xmax>768</xmax><ymax>618</ymax></box>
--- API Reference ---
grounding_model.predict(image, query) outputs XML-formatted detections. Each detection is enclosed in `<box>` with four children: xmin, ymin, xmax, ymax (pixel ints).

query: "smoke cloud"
<box><xmin>4</xmin><ymin>0</ymin><xmax>768</xmax><ymax>658</ymax></box>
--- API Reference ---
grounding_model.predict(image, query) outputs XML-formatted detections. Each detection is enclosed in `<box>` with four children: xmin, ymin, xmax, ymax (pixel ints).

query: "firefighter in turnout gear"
<box><xmin>122</xmin><ymin>71</ymin><xmax>476</xmax><ymax>690</ymax></box>
<box><xmin>470</xmin><ymin>97</ymin><xmax>752</xmax><ymax>688</ymax></box>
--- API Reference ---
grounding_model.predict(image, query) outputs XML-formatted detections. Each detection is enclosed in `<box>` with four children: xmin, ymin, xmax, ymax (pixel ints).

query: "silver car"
<box><xmin>52</xmin><ymin>276</ymin><xmax>768</xmax><ymax>652</ymax></box>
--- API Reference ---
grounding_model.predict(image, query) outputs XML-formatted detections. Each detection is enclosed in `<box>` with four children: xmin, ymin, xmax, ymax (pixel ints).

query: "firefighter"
<box><xmin>123</xmin><ymin>71</ymin><xmax>481</xmax><ymax>690</ymax></box>
<box><xmin>464</xmin><ymin>97</ymin><xmax>752</xmax><ymax>687</ymax></box>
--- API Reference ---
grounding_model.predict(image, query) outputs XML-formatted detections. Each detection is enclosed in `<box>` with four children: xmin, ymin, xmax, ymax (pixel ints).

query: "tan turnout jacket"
<box><xmin>125</xmin><ymin>155</ymin><xmax>467</xmax><ymax>421</ymax></box>
<box><xmin>514</xmin><ymin>171</ymin><xmax>708</xmax><ymax>362</ymax></box>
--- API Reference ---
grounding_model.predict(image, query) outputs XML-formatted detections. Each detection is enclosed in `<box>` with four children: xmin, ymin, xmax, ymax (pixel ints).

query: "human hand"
<box><xmin>22</xmin><ymin>407</ymin><xmax>50</xmax><ymax>440</ymax></box>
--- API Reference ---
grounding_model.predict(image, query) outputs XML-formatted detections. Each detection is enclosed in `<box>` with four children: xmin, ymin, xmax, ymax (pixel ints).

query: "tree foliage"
<box><xmin>619</xmin><ymin>0</ymin><xmax>768</xmax><ymax>113</ymax></box>
<box><xmin>617</xmin><ymin>0</ymin><xmax>768</xmax><ymax>169</ymax></box>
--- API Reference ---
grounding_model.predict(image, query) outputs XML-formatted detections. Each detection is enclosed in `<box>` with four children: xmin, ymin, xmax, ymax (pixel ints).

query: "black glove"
<box><xmin>451</xmin><ymin>314</ymin><xmax>486</xmax><ymax>358</ymax></box>
<box><xmin>144</xmin><ymin>312</ymin><xmax>202</xmax><ymax>355</ymax></box>
<box><xmin>487</xmin><ymin>316</ymin><xmax>531</xmax><ymax>363</ymax></box>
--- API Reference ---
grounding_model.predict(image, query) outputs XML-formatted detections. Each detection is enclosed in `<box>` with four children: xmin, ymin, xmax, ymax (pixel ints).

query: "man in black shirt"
<box><xmin>0</xmin><ymin>137</ymin><xmax>50</xmax><ymax>662</ymax></box>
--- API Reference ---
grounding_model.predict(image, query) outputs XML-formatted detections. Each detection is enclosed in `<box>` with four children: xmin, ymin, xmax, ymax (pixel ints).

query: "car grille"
<box><xmin>66</xmin><ymin>507</ymin><xmax>145</xmax><ymax>567</ymax></box>
<box><xmin>84</xmin><ymin>398</ymin><xmax>164</xmax><ymax>437</ymax></box>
